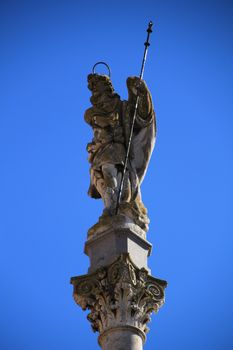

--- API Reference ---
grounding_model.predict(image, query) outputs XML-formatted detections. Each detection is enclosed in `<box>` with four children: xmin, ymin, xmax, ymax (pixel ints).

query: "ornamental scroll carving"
<box><xmin>71</xmin><ymin>254</ymin><xmax>167</xmax><ymax>336</ymax></box>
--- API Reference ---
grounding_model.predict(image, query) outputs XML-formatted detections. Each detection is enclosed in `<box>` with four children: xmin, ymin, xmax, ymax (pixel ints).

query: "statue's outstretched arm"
<box><xmin>126</xmin><ymin>76</ymin><xmax>154</xmax><ymax>125</ymax></box>
<box><xmin>126</xmin><ymin>77</ymin><xmax>153</xmax><ymax>117</ymax></box>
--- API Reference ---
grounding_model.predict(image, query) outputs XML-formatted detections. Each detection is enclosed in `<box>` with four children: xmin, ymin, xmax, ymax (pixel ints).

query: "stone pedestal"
<box><xmin>71</xmin><ymin>227</ymin><xmax>167</xmax><ymax>350</ymax></box>
<box><xmin>85</xmin><ymin>226</ymin><xmax>152</xmax><ymax>274</ymax></box>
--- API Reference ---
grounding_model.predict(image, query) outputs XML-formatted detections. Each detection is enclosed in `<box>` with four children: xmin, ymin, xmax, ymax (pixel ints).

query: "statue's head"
<box><xmin>87</xmin><ymin>74</ymin><xmax>114</xmax><ymax>97</ymax></box>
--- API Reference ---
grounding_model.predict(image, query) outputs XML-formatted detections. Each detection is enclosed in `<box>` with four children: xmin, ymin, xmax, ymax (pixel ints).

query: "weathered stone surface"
<box><xmin>85</xmin><ymin>225</ymin><xmax>152</xmax><ymax>274</ymax></box>
<box><xmin>99</xmin><ymin>327</ymin><xmax>144</xmax><ymax>350</ymax></box>
<box><xmin>71</xmin><ymin>64</ymin><xmax>167</xmax><ymax>349</ymax></box>
<box><xmin>87</xmin><ymin>212</ymin><xmax>148</xmax><ymax>239</ymax></box>
<box><xmin>84</xmin><ymin>74</ymin><xmax>156</xmax><ymax>230</ymax></box>
<box><xmin>70</xmin><ymin>254</ymin><xmax>167</xmax><ymax>349</ymax></box>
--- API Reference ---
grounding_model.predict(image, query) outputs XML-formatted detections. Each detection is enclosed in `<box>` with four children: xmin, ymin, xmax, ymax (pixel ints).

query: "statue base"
<box><xmin>87</xmin><ymin>213</ymin><xmax>149</xmax><ymax>239</ymax></box>
<box><xmin>85</xmin><ymin>224</ymin><xmax>152</xmax><ymax>274</ymax></box>
<box><xmin>71</xmin><ymin>216</ymin><xmax>167</xmax><ymax>349</ymax></box>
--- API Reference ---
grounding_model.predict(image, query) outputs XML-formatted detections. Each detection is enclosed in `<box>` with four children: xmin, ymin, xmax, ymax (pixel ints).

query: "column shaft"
<box><xmin>99</xmin><ymin>328</ymin><xmax>143</xmax><ymax>350</ymax></box>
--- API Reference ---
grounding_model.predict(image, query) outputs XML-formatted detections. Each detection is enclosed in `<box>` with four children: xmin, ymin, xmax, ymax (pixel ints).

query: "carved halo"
<box><xmin>92</xmin><ymin>61</ymin><xmax>111</xmax><ymax>77</ymax></box>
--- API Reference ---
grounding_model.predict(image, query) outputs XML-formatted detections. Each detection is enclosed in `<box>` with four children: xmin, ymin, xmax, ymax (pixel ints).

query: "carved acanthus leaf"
<box><xmin>71</xmin><ymin>254</ymin><xmax>167</xmax><ymax>336</ymax></box>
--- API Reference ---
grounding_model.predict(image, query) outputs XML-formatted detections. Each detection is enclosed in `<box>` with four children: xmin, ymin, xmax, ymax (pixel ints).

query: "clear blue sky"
<box><xmin>1</xmin><ymin>1</ymin><xmax>233</xmax><ymax>349</ymax></box>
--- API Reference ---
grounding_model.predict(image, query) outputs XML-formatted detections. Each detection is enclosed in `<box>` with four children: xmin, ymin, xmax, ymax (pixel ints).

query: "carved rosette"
<box><xmin>70</xmin><ymin>254</ymin><xmax>167</xmax><ymax>341</ymax></box>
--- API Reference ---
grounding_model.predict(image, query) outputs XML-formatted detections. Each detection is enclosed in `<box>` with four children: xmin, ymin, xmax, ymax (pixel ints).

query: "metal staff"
<box><xmin>115</xmin><ymin>21</ymin><xmax>153</xmax><ymax>215</ymax></box>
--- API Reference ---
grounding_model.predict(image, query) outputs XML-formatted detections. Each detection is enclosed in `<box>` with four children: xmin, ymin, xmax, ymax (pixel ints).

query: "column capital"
<box><xmin>71</xmin><ymin>253</ymin><xmax>167</xmax><ymax>346</ymax></box>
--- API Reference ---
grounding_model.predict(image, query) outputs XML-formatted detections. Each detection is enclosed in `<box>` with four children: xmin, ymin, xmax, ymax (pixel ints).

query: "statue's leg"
<box><xmin>95</xmin><ymin>164</ymin><xmax>131</xmax><ymax>215</ymax></box>
<box><xmin>101</xmin><ymin>163</ymin><xmax>118</xmax><ymax>214</ymax></box>
<box><xmin>120</xmin><ymin>170</ymin><xmax>131</xmax><ymax>203</ymax></box>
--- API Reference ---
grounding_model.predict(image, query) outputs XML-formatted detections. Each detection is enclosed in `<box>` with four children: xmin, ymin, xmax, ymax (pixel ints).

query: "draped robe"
<box><xmin>84</xmin><ymin>77</ymin><xmax>156</xmax><ymax>225</ymax></box>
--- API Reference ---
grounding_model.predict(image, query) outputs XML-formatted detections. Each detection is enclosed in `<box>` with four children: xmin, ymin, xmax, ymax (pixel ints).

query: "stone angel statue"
<box><xmin>84</xmin><ymin>73</ymin><xmax>156</xmax><ymax>236</ymax></box>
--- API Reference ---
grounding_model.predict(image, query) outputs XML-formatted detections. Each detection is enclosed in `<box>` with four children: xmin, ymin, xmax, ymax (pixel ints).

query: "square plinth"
<box><xmin>84</xmin><ymin>227</ymin><xmax>152</xmax><ymax>274</ymax></box>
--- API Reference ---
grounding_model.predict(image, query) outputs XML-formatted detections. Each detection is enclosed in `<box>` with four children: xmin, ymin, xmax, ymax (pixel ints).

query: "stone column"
<box><xmin>70</xmin><ymin>223</ymin><xmax>167</xmax><ymax>350</ymax></box>
<box><xmin>99</xmin><ymin>327</ymin><xmax>144</xmax><ymax>350</ymax></box>
<box><xmin>73</xmin><ymin>56</ymin><xmax>166</xmax><ymax>348</ymax></box>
